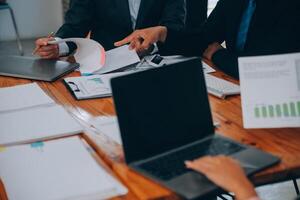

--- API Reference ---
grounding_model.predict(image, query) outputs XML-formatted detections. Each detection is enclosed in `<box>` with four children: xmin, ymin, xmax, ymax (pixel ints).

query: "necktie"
<box><xmin>236</xmin><ymin>0</ymin><xmax>256</xmax><ymax>52</ymax></box>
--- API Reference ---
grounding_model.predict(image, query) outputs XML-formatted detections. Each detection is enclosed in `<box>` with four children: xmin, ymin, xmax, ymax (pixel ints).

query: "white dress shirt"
<box><xmin>57</xmin><ymin>0</ymin><xmax>142</xmax><ymax>56</ymax></box>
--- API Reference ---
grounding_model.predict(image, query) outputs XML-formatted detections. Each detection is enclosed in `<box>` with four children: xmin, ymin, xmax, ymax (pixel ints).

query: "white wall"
<box><xmin>0</xmin><ymin>0</ymin><xmax>63</xmax><ymax>41</ymax></box>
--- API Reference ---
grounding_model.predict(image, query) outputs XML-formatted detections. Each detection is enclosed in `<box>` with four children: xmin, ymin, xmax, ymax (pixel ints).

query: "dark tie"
<box><xmin>236</xmin><ymin>0</ymin><xmax>256</xmax><ymax>52</ymax></box>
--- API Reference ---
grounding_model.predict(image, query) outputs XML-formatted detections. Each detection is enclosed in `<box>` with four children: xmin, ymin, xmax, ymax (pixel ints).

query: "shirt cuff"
<box><xmin>54</xmin><ymin>37</ymin><xmax>70</xmax><ymax>57</ymax></box>
<box><xmin>151</xmin><ymin>43</ymin><xmax>159</xmax><ymax>54</ymax></box>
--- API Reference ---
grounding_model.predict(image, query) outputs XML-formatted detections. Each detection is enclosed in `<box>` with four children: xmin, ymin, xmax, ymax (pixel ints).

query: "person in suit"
<box><xmin>34</xmin><ymin>0</ymin><xmax>186</xmax><ymax>59</ymax></box>
<box><xmin>116</xmin><ymin>0</ymin><xmax>300</xmax><ymax>79</ymax></box>
<box><xmin>185</xmin><ymin>0</ymin><xmax>207</xmax><ymax>30</ymax></box>
<box><xmin>185</xmin><ymin>156</ymin><xmax>300</xmax><ymax>200</ymax></box>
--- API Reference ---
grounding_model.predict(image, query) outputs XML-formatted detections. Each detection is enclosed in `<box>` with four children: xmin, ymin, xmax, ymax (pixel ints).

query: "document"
<box><xmin>49</xmin><ymin>38</ymin><xmax>106</xmax><ymax>75</ymax></box>
<box><xmin>0</xmin><ymin>83</ymin><xmax>83</xmax><ymax>145</ymax></box>
<box><xmin>95</xmin><ymin>45</ymin><xmax>140</xmax><ymax>74</ymax></box>
<box><xmin>0</xmin><ymin>105</ymin><xmax>83</xmax><ymax>146</ymax></box>
<box><xmin>150</xmin><ymin>55</ymin><xmax>216</xmax><ymax>74</ymax></box>
<box><xmin>91</xmin><ymin>116</ymin><xmax>122</xmax><ymax>145</ymax></box>
<box><xmin>0</xmin><ymin>83</ymin><xmax>54</xmax><ymax>113</ymax></box>
<box><xmin>0</xmin><ymin>137</ymin><xmax>128</xmax><ymax>200</ymax></box>
<box><xmin>238</xmin><ymin>53</ymin><xmax>300</xmax><ymax>128</ymax></box>
<box><xmin>64</xmin><ymin>72</ymin><xmax>130</xmax><ymax>100</ymax></box>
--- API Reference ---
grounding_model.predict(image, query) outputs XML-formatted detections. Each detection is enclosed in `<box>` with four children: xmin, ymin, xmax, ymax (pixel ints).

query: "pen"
<box><xmin>32</xmin><ymin>32</ymin><xmax>55</xmax><ymax>55</ymax></box>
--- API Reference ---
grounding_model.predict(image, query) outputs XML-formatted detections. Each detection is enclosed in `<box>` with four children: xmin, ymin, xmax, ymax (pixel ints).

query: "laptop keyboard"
<box><xmin>138</xmin><ymin>137</ymin><xmax>245</xmax><ymax>181</ymax></box>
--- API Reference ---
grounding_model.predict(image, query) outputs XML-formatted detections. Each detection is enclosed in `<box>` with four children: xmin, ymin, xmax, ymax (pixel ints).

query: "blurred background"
<box><xmin>0</xmin><ymin>0</ymin><xmax>218</xmax><ymax>56</ymax></box>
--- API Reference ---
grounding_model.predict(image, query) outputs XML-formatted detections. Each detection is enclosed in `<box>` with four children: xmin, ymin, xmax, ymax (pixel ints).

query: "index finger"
<box><xmin>114</xmin><ymin>34</ymin><xmax>135</xmax><ymax>47</ymax></box>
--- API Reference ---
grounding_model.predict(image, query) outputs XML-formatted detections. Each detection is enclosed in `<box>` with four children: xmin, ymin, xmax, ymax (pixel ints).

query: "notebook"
<box><xmin>0</xmin><ymin>83</ymin><xmax>83</xmax><ymax>146</ymax></box>
<box><xmin>0</xmin><ymin>105</ymin><xmax>83</xmax><ymax>146</ymax></box>
<box><xmin>0</xmin><ymin>137</ymin><xmax>128</xmax><ymax>200</ymax></box>
<box><xmin>0</xmin><ymin>83</ymin><xmax>55</xmax><ymax>113</ymax></box>
<box><xmin>63</xmin><ymin>72</ymin><xmax>129</xmax><ymax>100</ymax></box>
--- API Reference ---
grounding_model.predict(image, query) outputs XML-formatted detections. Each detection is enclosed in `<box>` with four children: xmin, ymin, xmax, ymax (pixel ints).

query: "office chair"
<box><xmin>0</xmin><ymin>2</ymin><xmax>24</xmax><ymax>56</ymax></box>
<box><xmin>185</xmin><ymin>0</ymin><xmax>208</xmax><ymax>30</ymax></box>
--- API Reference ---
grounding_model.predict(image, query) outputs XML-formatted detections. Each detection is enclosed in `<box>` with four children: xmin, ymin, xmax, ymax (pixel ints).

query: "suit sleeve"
<box><xmin>158</xmin><ymin>0</ymin><xmax>186</xmax><ymax>31</ymax></box>
<box><xmin>212</xmin><ymin>49</ymin><xmax>239</xmax><ymax>79</ymax></box>
<box><xmin>56</xmin><ymin>0</ymin><xmax>95</xmax><ymax>52</ymax></box>
<box><xmin>159</xmin><ymin>0</ymin><xmax>228</xmax><ymax>56</ymax></box>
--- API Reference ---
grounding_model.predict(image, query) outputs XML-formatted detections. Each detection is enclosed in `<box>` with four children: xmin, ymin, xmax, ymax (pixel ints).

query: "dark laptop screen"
<box><xmin>111</xmin><ymin>59</ymin><xmax>214</xmax><ymax>164</ymax></box>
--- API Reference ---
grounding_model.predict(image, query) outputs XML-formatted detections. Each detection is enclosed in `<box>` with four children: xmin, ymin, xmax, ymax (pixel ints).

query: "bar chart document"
<box><xmin>239</xmin><ymin>53</ymin><xmax>300</xmax><ymax>128</ymax></box>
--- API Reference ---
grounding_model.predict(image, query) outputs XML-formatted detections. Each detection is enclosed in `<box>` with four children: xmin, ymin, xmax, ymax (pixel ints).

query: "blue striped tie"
<box><xmin>236</xmin><ymin>0</ymin><xmax>256</xmax><ymax>52</ymax></box>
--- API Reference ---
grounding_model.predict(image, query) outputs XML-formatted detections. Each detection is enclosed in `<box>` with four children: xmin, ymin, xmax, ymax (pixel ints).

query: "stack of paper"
<box><xmin>0</xmin><ymin>83</ymin><xmax>83</xmax><ymax>146</ymax></box>
<box><xmin>0</xmin><ymin>83</ymin><xmax>55</xmax><ymax>112</ymax></box>
<box><xmin>0</xmin><ymin>137</ymin><xmax>128</xmax><ymax>200</ymax></box>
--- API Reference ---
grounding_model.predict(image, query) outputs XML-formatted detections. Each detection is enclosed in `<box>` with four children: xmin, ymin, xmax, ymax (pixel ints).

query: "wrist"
<box><xmin>233</xmin><ymin>180</ymin><xmax>257</xmax><ymax>200</ymax></box>
<box><xmin>158</xmin><ymin>26</ymin><xmax>168</xmax><ymax>43</ymax></box>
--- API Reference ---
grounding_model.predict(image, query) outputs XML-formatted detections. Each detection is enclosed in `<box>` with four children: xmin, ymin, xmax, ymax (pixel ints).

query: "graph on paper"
<box><xmin>239</xmin><ymin>53</ymin><xmax>300</xmax><ymax>128</ymax></box>
<box><xmin>253</xmin><ymin>102</ymin><xmax>300</xmax><ymax>119</ymax></box>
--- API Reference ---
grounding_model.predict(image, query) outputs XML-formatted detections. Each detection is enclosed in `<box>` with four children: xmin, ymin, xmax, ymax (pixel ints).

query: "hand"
<box><xmin>34</xmin><ymin>37</ymin><xmax>59</xmax><ymax>59</ymax></box>
<box><xmin>185</xmin><ymin>156</ymin><xmax>258</xmax><ymax>200</ymax></box>
<box><xmin>202</xmin><ymin>42</ymin><xmax>224</xmax><ymax>61</ymax></box>
<box><xmin>114</xmin><ymin>26</ymin><xmax>168</xmax><ymax>54</ymax></box>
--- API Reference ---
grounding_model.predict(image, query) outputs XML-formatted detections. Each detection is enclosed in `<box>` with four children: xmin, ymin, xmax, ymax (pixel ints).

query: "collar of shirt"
<box><xmin>128</xmin><ymin>0</ymin><xmax>142</xmax><ymax>30</ymax></box>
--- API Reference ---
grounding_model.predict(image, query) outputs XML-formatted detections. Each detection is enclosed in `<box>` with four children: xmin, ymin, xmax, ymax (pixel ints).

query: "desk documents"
<box><xmin>0</xmin><ymin>137</ymin><xmax>128</xmax><ymax>200</ymax></box>
<box><xmin>64</xmin><ymin>72</ymin><xmax>129</xmax><ymax>100</ymax></box>
<box><xmin>0</xmin><ymin>83</ymin><xmax>82</xmax><ymax>146</ymax></box>
<box><xmin>95</xmin><ymin>45</ymin><xmax>140</xmax><ymax>74</ymax></box>
<box><xmin>0</xmin><ymin>83</ymin><xmax>54</xmax><ymax>113</ymax></box>
<box><xmin>49</xmin><ymin>38</ymin><xmax>106</xmax><ymax>75</ymax></box>
<box><xmin>239</xmin><ymin>53</ymin><xmax>300</xmax><ymax>128</ymax></box>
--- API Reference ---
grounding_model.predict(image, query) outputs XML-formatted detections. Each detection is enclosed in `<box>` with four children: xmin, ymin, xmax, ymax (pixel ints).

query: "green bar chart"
<box><xmin>254</xmin><ymin>101</ymin><xmax>300</xmax><ymax>118</ymax></box>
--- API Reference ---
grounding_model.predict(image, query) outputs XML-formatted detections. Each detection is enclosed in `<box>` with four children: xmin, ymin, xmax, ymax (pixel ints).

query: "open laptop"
<box><xmin>0</xmin><ymin>56</ymin><xmax>79</xmax><ymax>82</ymax></box>
<box><xmin>110</xmin><ymin>58</ymin><xmax>280</xmax><ymax>199</ymax></box>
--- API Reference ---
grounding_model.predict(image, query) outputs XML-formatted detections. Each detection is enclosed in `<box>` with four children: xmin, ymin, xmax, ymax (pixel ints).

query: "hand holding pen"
<box><xmin>33</xmin><ymin>32</ymin><xmax>60</xmax><ymax>59</ymax></box>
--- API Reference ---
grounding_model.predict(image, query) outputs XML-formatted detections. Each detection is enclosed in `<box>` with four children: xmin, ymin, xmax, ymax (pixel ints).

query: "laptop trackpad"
<box><xmin>167</xmin><ymin>171</ymin><xmax>216</xmax><ymax>199</ymax></box>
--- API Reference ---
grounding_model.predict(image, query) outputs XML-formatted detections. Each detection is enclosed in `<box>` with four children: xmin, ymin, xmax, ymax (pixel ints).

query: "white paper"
<box><xmin>0</xmin><ymin>105</ymin><xmax>83</xmax><ymax>146</ymax></box>
<box><xmin>49</xmin><ymin>38</ymin><xmax>106</xmax><ymax>75</ymax></box>
<box><xmin>238</xmin><ymin>53</ymin><xmax>300</xmax><ymax>128</ymax></box>
<box><xmin>202</xmin><ymin>61</ymin><xmax>216</xmax><ymax>74</ymax></box>
<box><xmin>64</xmin><ymin>72</ymin><xmax>130</xmax><ymax>99</ymax></box>
<box><xmin>0</xmin><ymin>83</ymin><xmax>55</xmax><ymax>113</ymax></box>
<box><xmin>91</xmin><ymin>116</ymin><xmax>122</xmax><ymax>145</ymax></box>
<box><xmin>95</xmin><ymin>45</ymin><xmax>140</xmax><ymax>74</ymax></box>
<box><xmin>0</xmin><ymin>137</ymin><xmax>127</xmax><ymax>200</ymax></box>
<box><xmin>150</xmin><ymin>55</ymin><xmax>216</xmax><ymax>74</ymax></box>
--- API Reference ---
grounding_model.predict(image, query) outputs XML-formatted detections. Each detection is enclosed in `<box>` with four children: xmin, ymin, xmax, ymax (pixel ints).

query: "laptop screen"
<box><xmin>111</xmin><ymin>59</ymin><xmax>214</xmax><ymax>164</ymax></box>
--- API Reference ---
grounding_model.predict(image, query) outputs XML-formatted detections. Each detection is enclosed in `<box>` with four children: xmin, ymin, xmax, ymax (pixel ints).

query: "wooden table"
<box><xmin>0</xmin><ymin>68</ymin><xmax>300</xmax><ymax>200</ymax></box>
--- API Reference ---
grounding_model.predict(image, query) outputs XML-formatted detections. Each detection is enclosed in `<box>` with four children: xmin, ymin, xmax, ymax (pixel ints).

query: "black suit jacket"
<box><xmin>56</xmin><ymin>0</ymin><xmax>186</xmax><ymax>51</ymax></box>
<box><xmin>160</xmin><ymin>0</ymin><xmax>300</xmax><ymax>79</ymax></box>
<box><xmin>185</xmin><ymin>0</ymin><xmax>207</xmax><ymax>30</ymax></box>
